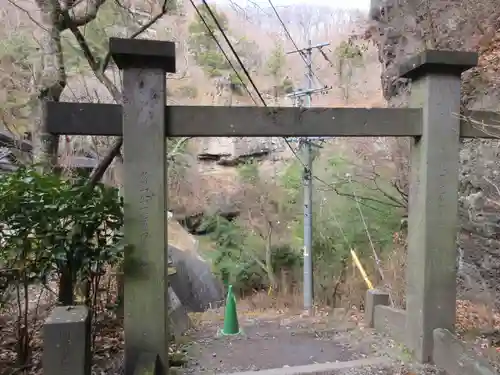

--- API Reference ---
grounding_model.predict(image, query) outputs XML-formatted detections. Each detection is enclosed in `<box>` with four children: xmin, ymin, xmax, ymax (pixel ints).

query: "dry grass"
<box><xmin>0</xmin><ymin>270</ymin><xmax>124</xmax><ymax>375</ymax></box>
<box><xmin>456</xmin><ymin>299</ymin><xmax>500</xmax><ymax>368</ymax></box>
<box><xmin>382</xmin><ymin>233</ymin><xmax>407</xmax><ymax>308</ymax></box>
<box><xmin>379</xmin><ymin>232</ymin><xmax>500</xmax><ymax>367</ymax></box>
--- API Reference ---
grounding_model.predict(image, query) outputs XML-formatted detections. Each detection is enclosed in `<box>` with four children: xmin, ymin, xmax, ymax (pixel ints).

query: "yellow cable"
<box><xmin>350</xmin><ymin>249</ymin><xmax>374</xmax><ymax>289</ymax></box>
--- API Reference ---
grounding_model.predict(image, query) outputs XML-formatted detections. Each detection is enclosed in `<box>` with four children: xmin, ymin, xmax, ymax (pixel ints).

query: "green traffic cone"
<box><xmin>221</xmin><ymin>285</ymin><xmax>241</xmax><ymax>335</ymax></box>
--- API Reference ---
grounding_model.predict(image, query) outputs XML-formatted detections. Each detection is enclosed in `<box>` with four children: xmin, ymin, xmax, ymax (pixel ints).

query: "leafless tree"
<box><xmin>238</xmin><ymin>171</ymin><xmax>292</xmax><ymax>290</ymax></box>
<box><xmin>3</xmin><ymin>0</ymin><xmax>186</xmax><ymax>184</ymax></box>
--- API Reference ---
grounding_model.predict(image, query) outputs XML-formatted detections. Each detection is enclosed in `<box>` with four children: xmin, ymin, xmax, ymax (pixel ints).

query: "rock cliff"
<box><xmin>369</xmin><ymin>0</ymin><xmax>500</xmax><ymax>305</ymax></box>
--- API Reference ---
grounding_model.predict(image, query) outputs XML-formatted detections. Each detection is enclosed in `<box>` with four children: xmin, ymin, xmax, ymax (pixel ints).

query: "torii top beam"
<box><xmin>43</xmin><ymin>44</ymin><xmax>495</xmax><ymax>139</ymax></box>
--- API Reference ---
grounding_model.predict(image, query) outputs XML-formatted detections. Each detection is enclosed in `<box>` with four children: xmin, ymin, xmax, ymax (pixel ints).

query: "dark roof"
<box><xmin>0</xmin><ymin>129</ymin><xmax>31</xmax><ymax>152</ymax></box>
<box><xmin>0</xmin><ymin>130</ymin><xmax>98</xmax><ymax>171</ymax></box>
<box><xmin>0</xmin><ymin>147</ymin><xmax>18</xmax><ymax>172</ymax></box>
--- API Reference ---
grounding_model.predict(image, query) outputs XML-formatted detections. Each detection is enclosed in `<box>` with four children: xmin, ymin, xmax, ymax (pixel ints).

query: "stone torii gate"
<box><xmin>44</xmin><ymin>37</ymin><xmax>499</xmax><ymax>372</ymax></box>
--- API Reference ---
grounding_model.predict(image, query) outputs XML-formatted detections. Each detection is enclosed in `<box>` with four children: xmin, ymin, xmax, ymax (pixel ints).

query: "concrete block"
<box><xmin>373</xmin><ymin>306</ymin><xmax>407</xmax><ymax>344</ymax></box>
<box><xmin>433</xmin><ymin>328</ymin><xmax>496</xmax><ymax>375</ymax></box>
<box><xmin>365</xmin><ymin>289</ymin><xmax>390</xmax><ymax>328</ymax></box>
<box><xmin>43</xmin><ymin>305</ymin><xmax>91</xmax><ymax>375</ymax></box>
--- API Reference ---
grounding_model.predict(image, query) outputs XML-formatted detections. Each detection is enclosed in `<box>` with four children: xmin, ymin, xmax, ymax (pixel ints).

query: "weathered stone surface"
<box><xmin>404</xmin><ymin>57</ymin><xmax>465</xmax><ymax>363</ymax></box>
<box><xmin>43</xmin><ymin>306</ymin><xmax>91</xmax><ymax>375</ymax></box>
<box><xmin>166</xmin><ymin>218</ymin><xmax>223</xmax><ymax>311</ymax></box>
<box><xmin>220</xmin><ymin>357</ymin><xmax>393</xmax><ymax>375</ymax></box>
<box><xmin>369</xmin><ymin>0</ymin><xmax>471</xmax><ymax>101</ymax></box>
<box><xmin>458</xmin><ymin>92</ymin><xmax>500</xmax><ymax>307</ymax></box>
<box><xmin>168</xmin><ymin>286</ymin><xmax>191</xmax><ymax>338</ymax></box>
<box><xmin>169</xmin><ymin>244</ymin><xmax>224</xmax><ymax>312</ymax></box>
<box><xmin>197</xmin><ymin>137</ymin><xmax>285</xmax><ymax>166</ymax></box>
<box><xmin>433</xmin><ymin>328</ymin><xmax>496</xmax><ymax>375</ymax></box>
<box><xmin>120</xmin><ymin>64</ymin><xmax>168</xmax><ymax>375</ymax></box>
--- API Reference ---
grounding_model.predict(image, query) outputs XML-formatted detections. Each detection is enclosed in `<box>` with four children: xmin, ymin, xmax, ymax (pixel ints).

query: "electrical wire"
<box><xmin>193</xmin><ymin>0</ymin><xmax>306</xmax><ymax>167</ymax></box>
<box><xmin>201</xmin><ymin>0</ymin><xmax>267</xmax><ymax>105</ymax></box>
<box><xmin>188</xmin><ymin>0</ymin><xmax>257</xmax><ymax>103</ymax></box>
<box><xmin>192</xmin><ymin>0</ymin><xmax>390</xmax><ymax>295</ymax></box>
<box><xmin>347</xmin><ymin>175</ymin><xmax>392</xmax><ymax>298</ymax></box>
<box><xmin>191</xmin><ymin>1</ymin><xmax>336</xmax><ymax>175</ymax></box>
<box><xmin>266</xmin><ymin>0</ymin><xmax>324</xmax><ymax>86</ymax></box>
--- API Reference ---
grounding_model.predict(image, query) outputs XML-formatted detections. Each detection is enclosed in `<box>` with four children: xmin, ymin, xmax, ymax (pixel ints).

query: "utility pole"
<box><xmin>286</xmin><ymin>40</ymin><xmax>330</xmax><ymax>315</ymax></box>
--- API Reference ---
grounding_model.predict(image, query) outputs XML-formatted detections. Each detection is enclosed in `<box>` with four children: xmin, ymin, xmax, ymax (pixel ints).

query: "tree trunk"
<box><xmin>116</xmin><ymin>264</ymin><xmax>124</xmax><ymax>319</ymax></box>
<box><xmin>33</xmin><ymin>0</ymin><xmax>67</xmax><ymax>169</ymax></box>
<box><xmin>58</xmin><ymin>268</ymin><xmax>75</xmax><ymax>305</ymax></box>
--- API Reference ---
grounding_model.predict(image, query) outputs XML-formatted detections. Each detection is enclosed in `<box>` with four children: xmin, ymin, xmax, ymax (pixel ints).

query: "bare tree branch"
<box><xmin>88</xmin><ymin>138</ymin><xmax>122</xmax><ymax>185</ymax></box>
<box><xmin>32</xmin><ymin>0</ymin><xmax>67</xmax><ymax>169</ymax></box>
<box><xmin>65</xmin><ymin>15</ymin><xmax>121</xmax><ymax>99</ymax></box>
<box><xmin>100</xmin><ymin>0</ymin><xmax>170</xmax><ymax>72</ymax></box>
<box><xmin>59</xmin><ymin>0</ymin><xmax>177</xmax><ymax>186</ymax></box>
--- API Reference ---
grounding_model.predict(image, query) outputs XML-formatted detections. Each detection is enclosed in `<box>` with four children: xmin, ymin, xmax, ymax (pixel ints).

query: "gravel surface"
<box><xmin>181</xmin><ymin>320</ymin><xmax>357</xmax><ymax>373</ymax></box>
<box><xmin>178</xmin><ymin>310</ymin><xmax>444</xmax><ymax>375</ymax></box>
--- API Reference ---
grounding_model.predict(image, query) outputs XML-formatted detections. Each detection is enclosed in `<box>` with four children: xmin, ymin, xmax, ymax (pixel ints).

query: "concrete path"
<box><xmin>179</xmin><ymin>308</ymin><xmax>443</xmax><ymax>375</ymax></box>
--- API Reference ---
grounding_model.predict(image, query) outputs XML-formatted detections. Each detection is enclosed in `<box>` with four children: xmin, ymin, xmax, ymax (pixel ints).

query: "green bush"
<box><xmin>280</xmin><ymin>153</ymin><xmax>402</xmax><ymax>304</ymax></box>
<box><xmin>197</xmin><ymin>149</ymin><xmax>402</xmax><ymax>302</ymax></box>
<box><xmin>0</xmin><ymin>167</ymin><xmax>123</xmax><ymax>306</ymax></box>
<box><xmin>0</xmin><ymin>166</ymin><xmax>123</xmax><ymax>365</ymax></box>
<box><xmin>199</xmin><ymin>214</ymin><xmax>300</xmax><ymax>295</ymax></box>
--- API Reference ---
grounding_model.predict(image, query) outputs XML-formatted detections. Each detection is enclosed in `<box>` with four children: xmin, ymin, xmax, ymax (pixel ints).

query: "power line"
<box><xmin>194</xmin><ymin>0</ymin><xmax>306</xmax><ymax>167</ymax></box>
<box><xmin>192</xmin><ymin>0</ymin><xmax>385</xmax><ymax>302</ymax></box>
<box><xmin>201</xmin><ymin>0</ymin><xmax>267</xmax><ymax>105</ymax></box>
<box><xmin>266</xmin><ymin>0</ymin><xmax>325</xmax><ymax>87</ymax></box>
<box><xmin>191</xmin><ymin>1</ymin><xmax>336</xmax><ymax>176</ymax></box>
<box><xmin>192</xmin><ymin>0</ymin><xmax>298</xmax><ymax>163</ymax></box>
<box><xmin>193</xmin><ymin>1</ymin><xmax>336</xmax><ymax>183</ymax></box>
<box><xmin>188</xmin><ymin>0</ymin><xmax>257</xmax><ymax>103</ymax></box>
<box><xmin>266</xmin><ymin>0</ymin><xmax>301</xmax><ymax>58</ymax></box>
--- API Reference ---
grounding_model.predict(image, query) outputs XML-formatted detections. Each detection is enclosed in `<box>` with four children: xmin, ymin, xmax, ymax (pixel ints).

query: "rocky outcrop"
<box><xmin>169</xmin><ymin>244</ymin><xmax>224</xmax><ymax>312</ymax></box>
<box><xmin>167</xmin><ymin>219</ymin><xmax>224</xmax><ymax>311</ymax></box>
<box><xmin>168</xmin><ymin>286</ymin><xmax>192</xmax><ymax>338</ymax></box>
<box><xmin>368</xmin><ymin>0</ymin><xmax>471</xmax><ymax>101</ymax></box>
<box><xmin>197</xmin><ymin>137</ymin><xmax>282</xmax><ymax>166</ymax></box>
<box><xmin>169</xmin><ymin>136</ymin><xmax>293</xmax><ymax>227</ymax></box>
<box><xmin>369</xmin><ymin>0</ymin><xmax>500</xmax><ymax>305</ymax></box>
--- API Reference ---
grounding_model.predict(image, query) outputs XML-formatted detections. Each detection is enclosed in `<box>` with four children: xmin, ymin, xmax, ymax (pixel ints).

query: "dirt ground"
<box><xmin>179</xmin><ymin>307</ymin><xmax>443</xmax><ymax>375</ymax></box>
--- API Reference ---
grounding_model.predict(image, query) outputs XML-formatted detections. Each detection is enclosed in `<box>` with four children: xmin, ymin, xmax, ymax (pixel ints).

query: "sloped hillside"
<box><xmin>0</xmin><ymin>0</ymin><xmax>387</xmax><ymax>248</ymax></box>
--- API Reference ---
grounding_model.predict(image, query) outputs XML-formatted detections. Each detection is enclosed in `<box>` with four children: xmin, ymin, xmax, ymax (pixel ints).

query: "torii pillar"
<box><xmin>402</xmin><ymin>51</ymin><xmax>476</xmax><ymax>362</ymax></box>
<box><xmin>109</xmin><ymin>38</ymin><xmax>175</xmax><ymax>375</ymax></box>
